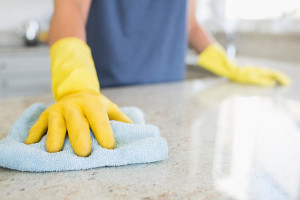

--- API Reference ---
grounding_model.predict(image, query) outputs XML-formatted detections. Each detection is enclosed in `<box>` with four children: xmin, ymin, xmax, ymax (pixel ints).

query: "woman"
<box><xmin>25</xmin><ymin>0</ymin><xmax>290</xmax><ymax>156</ymax></box>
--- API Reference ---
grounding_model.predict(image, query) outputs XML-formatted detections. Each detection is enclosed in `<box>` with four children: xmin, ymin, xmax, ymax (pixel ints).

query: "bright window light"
<box><xmin>225</xmin><ymin>0</ymin><xmax>300</xmax><ymax>20</ymax></box>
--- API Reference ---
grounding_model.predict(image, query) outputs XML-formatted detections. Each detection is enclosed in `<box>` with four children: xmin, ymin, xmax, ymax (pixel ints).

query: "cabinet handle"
<box><xmin>0</xmin><ymin>62</ymin><xmax>7</xmax><ymax>71</ymax></box>
<box><xmin>0</xmin><ymin>79</ymin><xmax>8</xmax><ymax>88</ymax></box>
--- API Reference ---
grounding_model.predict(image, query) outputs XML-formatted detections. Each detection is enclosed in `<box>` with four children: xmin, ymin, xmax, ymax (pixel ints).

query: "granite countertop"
<box><xmin>0</xmin><ymin>58</ymin><xmax>300</xmax><ymax>200</ymax></box>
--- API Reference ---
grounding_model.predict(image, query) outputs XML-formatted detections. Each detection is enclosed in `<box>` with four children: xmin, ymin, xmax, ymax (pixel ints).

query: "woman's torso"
<box><xmin>86</xmin><ymin>0</ymin><xmax>187</xmax><ymax>87</ymax></box>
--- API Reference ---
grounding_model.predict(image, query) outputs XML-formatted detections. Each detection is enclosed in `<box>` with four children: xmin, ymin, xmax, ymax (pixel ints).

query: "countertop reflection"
<box><xmin>0</xmin><ymin>58</ymin><xmax>299</xmax><ymax>199</ymax></box>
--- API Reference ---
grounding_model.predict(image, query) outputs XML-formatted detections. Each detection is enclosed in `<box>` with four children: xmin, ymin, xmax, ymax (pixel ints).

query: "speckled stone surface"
<box><xmin>0</xmin><ymin>58</ymin><xmax>299</xmax><ymax>200</ymax></box>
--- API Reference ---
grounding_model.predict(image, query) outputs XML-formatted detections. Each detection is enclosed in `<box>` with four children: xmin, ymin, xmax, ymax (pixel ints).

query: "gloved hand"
<box><xmin>198</xmin><ymin>44</ymin><xmax>291</xmax><ymax>87</ymax></box>
<box><xmin>25</xmin><ymin>38</ymin><xmax>132</xmax><ymax>157</ymax></box>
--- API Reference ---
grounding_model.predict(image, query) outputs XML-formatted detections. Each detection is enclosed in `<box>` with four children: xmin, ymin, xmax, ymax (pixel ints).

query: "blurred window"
<box><xmin>225</xmin><ymin>0</ymin><xmax>300</xmax><ymax>20</ymax></box>
<box><xmin>196</xmin><ymin>0</ymin><xmax>300</xmax><ymax>33</ymax></box>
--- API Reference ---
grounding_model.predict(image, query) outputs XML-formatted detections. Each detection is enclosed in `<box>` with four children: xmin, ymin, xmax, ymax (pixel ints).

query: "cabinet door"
<box><xmin>0</xmin><ymin>53</ymin><xmax>51</xmax><ymax>98</ymax></box>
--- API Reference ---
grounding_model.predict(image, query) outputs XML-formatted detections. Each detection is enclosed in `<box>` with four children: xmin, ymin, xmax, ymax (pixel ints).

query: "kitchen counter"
<box><xmin>0</xmin><ymin>58</ymin><xmax>300</xmax><ymax>200</ymax></box>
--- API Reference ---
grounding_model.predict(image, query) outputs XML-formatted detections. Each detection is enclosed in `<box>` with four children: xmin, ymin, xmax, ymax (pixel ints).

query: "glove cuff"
<box><xmin>197</xmin><ymin>43</ymin><xmax>226</xmax><ymax>64</ymax></box>
<box><xmin>50</xmin><ymin>37</ymin><xmax>100</xmax><ymax>101</ymax></box>
<box><xmin>197</xmin><ymin>43</ymin><xmax>238</xmax><ymax>78</ymax></box>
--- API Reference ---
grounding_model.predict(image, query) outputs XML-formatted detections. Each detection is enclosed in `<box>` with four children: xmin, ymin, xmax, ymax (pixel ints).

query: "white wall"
<box><xmin>0</xmin><ymin>0</ymin><xmax>53</xmax><ymax>31</ymax></box>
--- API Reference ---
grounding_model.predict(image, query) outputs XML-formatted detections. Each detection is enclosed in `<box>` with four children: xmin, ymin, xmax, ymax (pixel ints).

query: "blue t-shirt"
<box><xmin>86</xmin><ymin>0</ymin><xmax>187</xmax><ymax>87</ymax></box>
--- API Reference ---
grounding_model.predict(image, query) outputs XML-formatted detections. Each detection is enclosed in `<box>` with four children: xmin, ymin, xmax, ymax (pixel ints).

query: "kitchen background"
<box><xmin>0</xmin><ymin>0</ymin><xmax>300</xmax><ymax>98</ymax></box>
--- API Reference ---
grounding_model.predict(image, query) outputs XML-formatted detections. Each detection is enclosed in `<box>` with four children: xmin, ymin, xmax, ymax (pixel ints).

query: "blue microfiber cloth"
<box><xmin>0</xmin><ymin>103</ymin><xmax>168</xmax><ymax>172</ymax></box>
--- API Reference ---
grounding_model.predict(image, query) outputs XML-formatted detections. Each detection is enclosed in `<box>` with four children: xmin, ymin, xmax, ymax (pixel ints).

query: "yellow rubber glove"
<box><xmin>198</xmin><ymin>44</ymin><xmax>291</xmax><ymax>87</ymax></box>
<box><xmin>25</xmin><ymin>38</ymin><xmax>132</xmax><ymax>157</ymax></box>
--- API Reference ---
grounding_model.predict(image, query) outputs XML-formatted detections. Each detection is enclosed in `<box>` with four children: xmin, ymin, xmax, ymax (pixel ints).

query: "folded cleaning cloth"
<box><xmin>0</xmin><ymin>103</ymin><xmax>168</xmax><ymax>172</ymax></box>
